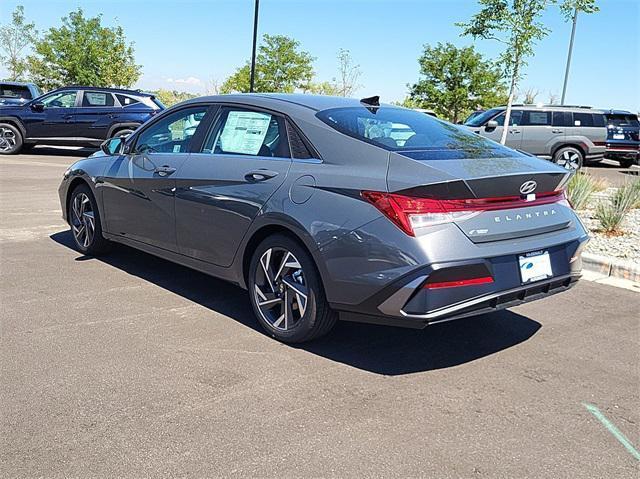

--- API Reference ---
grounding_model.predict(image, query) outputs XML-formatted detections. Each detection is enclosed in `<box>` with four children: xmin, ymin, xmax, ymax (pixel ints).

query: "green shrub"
<box><xmin>566</xmin><ymin>172</ymin><xmax>598</xmax><ymax>210</ymax></box>
<box><xmin>595</xmin><ymin>182</ymin><xmax>638</xmax><ymax>234</ymax></box>
<box><xmin>628</xmin><ymin>180</ymin><xmax>640</xmax><ymax>209</ymax></box>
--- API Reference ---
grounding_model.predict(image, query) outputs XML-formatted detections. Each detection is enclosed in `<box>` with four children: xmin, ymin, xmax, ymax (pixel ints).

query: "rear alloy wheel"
<box><xmin>0</xmin><ymin>123</ymin><xmax>23</xmax><ymax>155</ymax></box>
<box><xmin>553</xmin><ymin>146</ymin><xmax>583</xmax><ymax>171</ymax></box>
<box><xmin>249</xmin><ymin>235</ymin><xmax>337</xmax><ymax>343</ymax></box>
<box><xmin>69</xmin><ymin>185</ymin><xmax>111</xmax><ymax>255</ymax></box>
<box><xmin>618</xmin><ymin>158</ymin><xmax>634</xmax><ymax>169</ymax></box>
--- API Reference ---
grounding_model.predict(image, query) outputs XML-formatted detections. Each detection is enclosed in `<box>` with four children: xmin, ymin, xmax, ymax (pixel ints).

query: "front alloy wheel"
<box><xmin>249</xmin><ymin>234</ymin><xmax>337</xmax><ymax>343</ymax></box>
<box><xmin>69</xmin><ymin>185</ymin><xmax>110</xmax><ymax>255</ymax></box>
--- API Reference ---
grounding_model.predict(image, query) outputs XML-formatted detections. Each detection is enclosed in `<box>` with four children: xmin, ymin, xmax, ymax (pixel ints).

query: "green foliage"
<box><xmin>407</xmin><ymin>42</ymin><xmax>507</xmax><ymax>123</ymax></box>
<box><xmin>221</xmin><ymin>34</ymin><xmax>315</xmax><ymax>94</ymax></box>
<box><xmin>595</xmin><ymin>182</ymin><xmax>639</xmax><ymax>234</ymax></box>
<box><xmin>151</xmin><ymin>89</ymin><xmax>198</xmax><ymax>107</ymax></box>
<box><xmin>559</xmin><ymin>0</ymin><xmax>599</xmax><ymax>21</ymax></box>
<box><xmin>0</xmin><ymin>6</ymin><xmax>38</xmax><ymax>81</ymax></box>
<box><xmin>566</xmin><ymin>172</ymin><xmax>597</xmax><ymax>210</ymax></box>
<box><xmin>27</xmin><ymin>8</ymin><xmax>140</xmax><ymax>90</ymax></box>
<box><xmin>304</xmin><ymin>81</ymin><xmax>340</xmax><ymax>96</ymax></box>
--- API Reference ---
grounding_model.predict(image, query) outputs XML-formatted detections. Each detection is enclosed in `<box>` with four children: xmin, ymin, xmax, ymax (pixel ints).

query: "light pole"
<box><xmin>249</xmin><ymin>0</ymin><xmax>260</xmax><ymax>93</ymax></box>
<box><xmin>561</xmin><ymin>7</ymin><xmax>578</xmax><ymax>105</ymax></box>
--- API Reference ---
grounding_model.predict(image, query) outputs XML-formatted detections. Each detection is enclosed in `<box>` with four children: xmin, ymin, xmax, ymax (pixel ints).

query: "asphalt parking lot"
<box><xmin>1</xmin><ymin>149</ymin><xmax>638</xmax><ymax>478</ymax></box>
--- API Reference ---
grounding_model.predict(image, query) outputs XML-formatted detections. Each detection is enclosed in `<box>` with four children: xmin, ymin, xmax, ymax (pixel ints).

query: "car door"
<box><xmin>27</xmin><ymin>90</ymin><xmax>79</xmax><ymax>138</ymax></box>
<box><xmin>174</xmin><ymin>106</ymin><xmax>292</xmax><ymax>267</ymax></box>
<box><xmin>101</xmin><ymin>104</ymin><xmax>212</xmax><ymax>251</ymax></box>
<box><xmin>519</xmin><ymin>110</ymin><xmax>554</xmax><ymax>156</ymax></box>
<box><xmin>72</xmin><ymin>90</ymin><xmax>117</xmax><ymax>140</ymax></box>
<box><xmin>481</xmin><ymin>110</ymin><xmax>523</xmax><ymax>149</ymax></box>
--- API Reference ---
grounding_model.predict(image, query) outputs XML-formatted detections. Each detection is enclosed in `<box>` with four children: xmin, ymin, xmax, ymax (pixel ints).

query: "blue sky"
<box><xmin>2</xmin><ymin>0</ymin><xmax>638</xmax><ymax>111</ymax></box>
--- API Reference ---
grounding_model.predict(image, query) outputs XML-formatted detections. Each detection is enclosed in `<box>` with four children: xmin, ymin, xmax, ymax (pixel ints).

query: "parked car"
<box><xmin>463</xmin><ymin>109</ymin><xmax>485</xmax><ymax>124</ymax></box>
<box><xmin>0</xmin><ymin>86</ymin><xmax>164</xmax><ymax>154</ymax></box>
<box><xmin>603</xmin><ymin>110</ymin><xmax>639</xmax><ymax>168</ymax></box>
<box><xmin>464</xmin><ymin>105</ymin><xmax>607</xmax><ymax>170</ymax></box>
<box><xmin>0</xmin><ymin>81</ymin><xmax>42</xmax><ymax>106</ymax></box>
<box><xmin>58</xmin><ymin>94</ymin><xmax>588</xmax><ymax>343</ymax></box>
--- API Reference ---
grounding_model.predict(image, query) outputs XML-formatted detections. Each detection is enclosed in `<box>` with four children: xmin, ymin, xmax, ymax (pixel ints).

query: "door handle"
<box><xmin>552</xmin><ymin>129</ymin><xmax>563</xmax><ymax>134</ymax></box>
<box><xmin>245</xmin><ymin>169</ymin><xmax>278</xmax><ymax>182</ymax></box>
<box><xmin>154</xmin><ymin>165</ymin><xmax>177</xmax><ymax>177</ymax></box>
<box><xmin>510</xmin><ymin>129</ymin><xmax>521</xmax><ymax>134</ymax></box>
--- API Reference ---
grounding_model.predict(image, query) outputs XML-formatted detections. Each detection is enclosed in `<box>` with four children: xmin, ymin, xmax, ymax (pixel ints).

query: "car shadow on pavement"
<box><xmin>26</xmin><ymin>146</ymin><xmax>96</xmax><ymax>157</ymax></box>
<box><xmin>50</xmin><ymin>230</ymin><xmax>542</xmax><ymax>376</ymax></box>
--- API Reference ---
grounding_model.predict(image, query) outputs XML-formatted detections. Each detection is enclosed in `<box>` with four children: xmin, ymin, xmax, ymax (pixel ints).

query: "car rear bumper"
<box><xmin>335</xmin><ymin>235</ymin><xmax>588</xmax><ymax>329</ymax></box>
<box><xmin>604</xmin><ymin>144</ymin><xmax>639</xmax><ymax>160</ymax></box>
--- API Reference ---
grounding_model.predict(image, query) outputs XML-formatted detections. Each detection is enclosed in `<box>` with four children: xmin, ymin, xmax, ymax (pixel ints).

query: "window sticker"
<box><xmin>218</xmin><ymin>111</ymin><xmax>272</xmax><ymax>155</ymax></box>
<box><xmin>85</xmin><ymin>92</ymin><xmax>107</xmax><ymax>106</ymax></box>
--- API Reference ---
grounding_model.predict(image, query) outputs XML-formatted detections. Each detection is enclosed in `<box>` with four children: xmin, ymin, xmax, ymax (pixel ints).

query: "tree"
<box><xmin>335</xmin><ymin>49</ymin><xmax>361</xmax><ymax>97</ymax></box>
<box><xmin>27</xmin><ymin>8</ymin><xmax>140</xmax><ymax>90</ymax></box>
<box><xmin>0</xmin><ymin>6</ymin><xmax>38</xmax><ymax>81</ymax></box>
<box><xmin>152</xmin><ymin>89</ymin><xmax>198</xmax><ymax>107</ymax></box>
<box><xmin>407</xmin><ymin>42</ymin><xmax>507</xmax><ymax>123</ymax></box>
<box><xmin>303</xmin><ymin>81</ymin><xmax>340</xmax><ymax>96</ymax></box>
<box><xmin>548</xmin><ymin>91</ymin><xmax>559</xmax><ymax>104</ymax></box>
<box><xmin>522</xmin><ymin>87</ymin><xmax>539</xmax><ymax>104</ymax></box>
<box><xmin>458</xmin><ymin>0</ymin><xmax>598</xmax><ymax>144</ymax></box>
<box><xmin>221</xmin><ymin>34</ymin><xmax>314</xmax><ymax>93</ymax></box>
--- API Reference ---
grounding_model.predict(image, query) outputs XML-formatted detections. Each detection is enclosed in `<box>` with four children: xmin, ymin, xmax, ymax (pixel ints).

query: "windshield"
<box><xmin>464</xmin><ymin>108</ymin><xmax>503</xmax><ymax>127</ymax></box>
<box><xmin>606</xmin><ymin>114</ymin><xmax>639</xmax><ymax>128</ymax></box>
<box><xmin>316</xmin><ymin>106</ymin><xmax>521</xmax><ymax>158</ymax></box>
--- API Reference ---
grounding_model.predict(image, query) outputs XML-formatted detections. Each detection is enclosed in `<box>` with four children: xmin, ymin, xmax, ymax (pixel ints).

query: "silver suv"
<box><xmin>465</xmin><ymin>105</ymin><xmax>607</xmax><ymax>170</ymax></box>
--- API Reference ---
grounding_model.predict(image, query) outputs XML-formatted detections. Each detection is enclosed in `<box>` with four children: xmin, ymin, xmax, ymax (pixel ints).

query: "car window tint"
<box><xmin>116</xmin><ymin>94</ymin><xmax>140</xmax><ymax>106</ymax></box>
<box><xmin>82</xmin><ymin>92</ymin><xmax>115</xmax><ymax>107</ymax></box>
<box><xmin>202</xmin><ymin>108</ymin><xmax>290</xmax><ymax>158</ymax></box>
<box><xmin>523</xmin><ymin>111</ymin><xmax>551</xmax><ymax>126</ymax></box>
<box><xmin>317</xmin><ymin>106</ymin><xmax>522</xmax><ymax>158</ymax></box>
<box><xmin>592</xmin><ymin>114</ymin><xmax>606</xmax><ymax>127</ymax></box>
<box><xmin>573</xmin><ymin>112</ymin><xmax>594</xmax><ymax>127</ymax></box>
<box><xmin>0</xmin><ymin>84</ymin><xmax>32</xmax><ymax>99</ymax></box>
<box><xmin>552</xmin><ymin>111</ymin><xmax>572</xmax><ymax>127</ymax></box>
<box><xmin>41</xmin><ymin>91</ymin><xmax>77</xmax><ymax>108</ymax></box>
<box><xmin>493</xmin><ymin>110</ymin><xmax>523</xmax><ymax>126</ymax></box>
<box><xmin>286</xmin><ymin>120</ymin><xmax>314</xmax><ymax>159</ymax></box>
<box><xmin>135</xmin><ymin>106</ymin><xmax>208</xmax><ymax>154</ymax></box>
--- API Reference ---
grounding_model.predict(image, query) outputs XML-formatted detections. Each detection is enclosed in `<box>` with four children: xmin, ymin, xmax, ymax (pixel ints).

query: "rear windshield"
<box><xmin>317</xmin><ymin>106</ymin><xmax>520</xmax><ymax>158</ymax></box>
<box><xmin>0</xmin><ymin>84</ymin><xmax>32</xmax><ymax>99</ymax></box>
<box><xmin>606</xmin><ymin>114</ymin><xmax>639</xmax><ymax>128</ymax></box>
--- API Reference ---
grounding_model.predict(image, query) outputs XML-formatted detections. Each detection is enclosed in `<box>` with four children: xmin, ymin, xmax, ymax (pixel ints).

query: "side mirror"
<box><xmin>486</xmin><ymin>120</ymin><xmax>499</xmax><ymax>129</ymax></box>
<box><xmin>31</xmin><ymin>102</ymin><xmax>45</xmax><ymax>112</ymax></box>
<box><xmin>100</xmin><ymin>136</ymin><xmax>126</xmax><ymax>156</ymax></box>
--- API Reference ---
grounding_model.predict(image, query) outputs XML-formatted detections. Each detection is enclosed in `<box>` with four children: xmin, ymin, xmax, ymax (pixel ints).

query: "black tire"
<box><xmin>618</xmin><ymin>158</ymin><xmax>634</xmax><ymax>169</ymax></box>
<box><xmin>553</xmin><ymin>146</ymin><xmax>583</xmax><ymax>171</ymax></box>
<box><xmin>68</xmin><ymin>184</ymin><xmax>111</xmax><ymax>255</ymax></box>
<box><xmin>248</xmin><ymin>234</ymin><xmax>337</xmax><ymax>343</ymax></box>
<box><xmin>0</xmin><ymin>122</ymin><xmax>23</xmax><ymax>155</ymax></box>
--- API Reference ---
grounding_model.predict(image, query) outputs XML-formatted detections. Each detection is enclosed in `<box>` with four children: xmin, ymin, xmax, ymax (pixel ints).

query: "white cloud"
<box><xmin>167</xmin><ymin>76</ymin><xmax>203</xmax><ymax>86</ymax></box>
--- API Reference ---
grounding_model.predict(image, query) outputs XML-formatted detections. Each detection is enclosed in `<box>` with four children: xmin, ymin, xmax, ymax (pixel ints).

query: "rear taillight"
<box><xmin>361</xmin><ymin>190</ymin><xmax>568</xmax><ymax>236</ymax></box>
<box><xmin>424</xmin><ymin>276</ymin><xmax>494</xmax><ymax>289</ymax></box>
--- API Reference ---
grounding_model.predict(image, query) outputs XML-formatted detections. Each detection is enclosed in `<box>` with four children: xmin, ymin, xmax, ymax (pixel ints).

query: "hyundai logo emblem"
<box><xmin>519</xmin><ymin>180</ymin><xmax>537</xmax><ymax>195</ymax></box>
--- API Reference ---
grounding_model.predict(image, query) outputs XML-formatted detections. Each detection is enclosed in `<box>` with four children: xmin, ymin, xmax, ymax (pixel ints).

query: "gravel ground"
<box><xmin>577</xmin><ymin>188</ymin><xmax>640</xmax><ymax>263</ymax></box>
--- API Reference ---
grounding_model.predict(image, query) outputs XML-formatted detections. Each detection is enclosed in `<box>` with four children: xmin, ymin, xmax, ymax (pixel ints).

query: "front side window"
<box><xmin>82</xmin><ymin>91</ymin><xmax>115</xmax><ymax>107</ymax></box>
<box><xmin>317</xmin><ymin>106</ymin><xmax>522</xmax><ymax>159</ymax></box>
<box><xmin>202</xmin><ymin>108</ymin><xmax>289</xmax><ymax>158</ymax></box>
<box><xmin>523</xmin><ymin>111</ymin><xmax>551</xmax><ymax>126</ymax></box>
<box><xmin>41</xmin><ymin>90</ymin><xmax>77</xmax><ymax>108</ymax></box>
<box><xmin>464</xmin><ymin>108</ymin><xmax>504</xmax><ymax>127</ymax></box>
<box><xmin>134</xmin><ymin>106</ymin><xmax>208</xmax><ymax>154</ymax></box>
<box><xmin>493</xmin><ymin>110</ymin><xmax>523</xmax><ymax>126</ymax></box>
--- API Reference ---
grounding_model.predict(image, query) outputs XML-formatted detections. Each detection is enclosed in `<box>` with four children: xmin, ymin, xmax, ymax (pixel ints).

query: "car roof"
<box><xmin>0</xmin><ymin>81</ymin><xmax>38</xmax><ymax>87</ymax></box>
<box><xmin>490</xmin><ymin>104</ymin><xmax>606</xmax><ymax>114</ymax></box>
<box><xmin>602</xmin><ymin>109</ymin><xmax>635</xmax><ymax>115</ymax></box>
<box><xmin>56</xmin><ymin>85</ymin><xmax>155</xmax><ymax>97</ymax></box>
<box><xmin>182</xmin><ymin>93</ymin><xmax>397</xmax><ymax>112</ymax></box>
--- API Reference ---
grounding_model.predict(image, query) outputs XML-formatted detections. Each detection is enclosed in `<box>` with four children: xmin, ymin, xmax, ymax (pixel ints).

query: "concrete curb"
<box><xmin>582</xmin><ymin>252</ymin><xmax>640</xmax><ymax>283</ymax></box>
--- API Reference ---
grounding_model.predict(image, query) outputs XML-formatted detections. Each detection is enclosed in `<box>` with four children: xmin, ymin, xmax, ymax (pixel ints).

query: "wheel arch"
<box><xmin>0</xmin><ymin>116</ymin><xmax>27</xmax><ymax>138</ymax></box>
<box><xmin>238</xmin><ymin>218</ymin><xmax>326</xmax><ymax>291</ymax></box>
<box><xmin>552</xmin><ymin>142</ymin><xmax>586</xmax><ymax>159</ymax></box>
<box><xmin>106</xmin><ymin>122</ymin><xmax>141</xmax><ymax>138</ymax></box>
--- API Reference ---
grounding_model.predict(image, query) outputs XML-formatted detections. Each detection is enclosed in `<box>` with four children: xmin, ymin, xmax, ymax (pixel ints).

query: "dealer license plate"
<box><xmin>519</xmin><ymin>250</ymin><xmax>553</xmax><ymax>284</ymax></box>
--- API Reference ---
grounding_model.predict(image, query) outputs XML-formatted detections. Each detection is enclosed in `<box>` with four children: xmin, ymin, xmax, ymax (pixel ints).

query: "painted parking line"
<box><xmin>582</xmin><ymin>403</ymin><xmax>640</xmax><ymax>461</ymax></box>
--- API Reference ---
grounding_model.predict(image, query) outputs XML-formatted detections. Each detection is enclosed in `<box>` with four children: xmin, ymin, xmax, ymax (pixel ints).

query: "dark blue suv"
<box><xmin>0</xmin><ymin>86</ymin><xmax>164</xmax><ymax>154</ymax></box>
<box><xmin>603</xmin><ymin>110</ymin><xmax>639</xmax><ymax>168</ymax></box>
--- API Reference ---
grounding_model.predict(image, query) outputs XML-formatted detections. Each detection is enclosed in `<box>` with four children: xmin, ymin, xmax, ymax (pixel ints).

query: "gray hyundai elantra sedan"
<box><xmin>58</xmin><ymin>94</ymin><xmax>589</xmax><ymax>342</ymax></box>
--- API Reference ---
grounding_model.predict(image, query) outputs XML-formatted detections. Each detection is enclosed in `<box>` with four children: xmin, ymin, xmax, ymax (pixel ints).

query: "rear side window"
<box><xmin>116</xmin><ymin>94</ymin><xmax>140</xmax><ymax>107</ymax></box>
<box><xmin>286</xmin><ymin>121</ymin><xmax>314</xmax><ymax>159</ymax></box>
<box><xmin>552</xmin><ymin>111</ymin><xmax>572</xmax><ymax>127</ymax></box>
<box><xmin>0</xmin><ymin>84</ymin><xmax>32</xmax><ymax>99</ymax></box>
<box><xmin>202</xmin><ymin>108</ymin><xmax>290</xmax><ymax>158</ymax></box>
<box><xmin>522</xmin><ymin>111</ymin><xmax>551</xmax><ymax>126</ymax></box>
<box><xmin>573</xmin><ymin>112</ymin><xmax>593</xmax><ymax>127</ymax></box>
<box><xmin>82</xmin><ymin>92</ymin><xmax>115</xmax><ymax>107</ymax></box>
<box><xmin>316</xmin><ymin>106</ymin><xmax>522</xmax><ymax>158</ymax></box>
